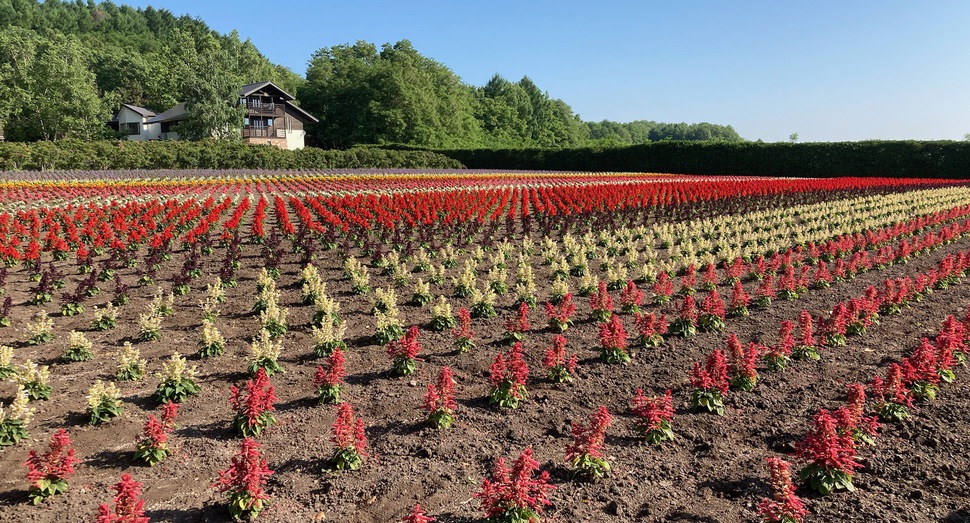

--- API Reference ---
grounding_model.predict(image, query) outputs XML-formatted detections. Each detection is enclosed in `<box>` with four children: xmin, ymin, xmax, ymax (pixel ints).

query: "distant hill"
<box><xmin>0</xmin><ymin>0</ymin><xmax>742</xmax><ymax>147</ymax></box>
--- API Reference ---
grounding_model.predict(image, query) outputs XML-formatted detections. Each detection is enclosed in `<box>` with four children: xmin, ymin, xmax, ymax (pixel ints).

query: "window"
<box><xmin>266</xmin><ymin>118</ymin><xmax>273</xmax><ymax>127</ymax></box>
<box><xmin>122</xmin><ymin>122</ymin><xmax>141</xmax><ymax>136</ymax></box>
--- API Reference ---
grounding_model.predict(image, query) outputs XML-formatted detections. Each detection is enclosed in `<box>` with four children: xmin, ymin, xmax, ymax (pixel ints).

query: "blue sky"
<box><xmin>120</xmin><ymin>0</ymin><xmax>970</xmax><ymax>142</ymax></box>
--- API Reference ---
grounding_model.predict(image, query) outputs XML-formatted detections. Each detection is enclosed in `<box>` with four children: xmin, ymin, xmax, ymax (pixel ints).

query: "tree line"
<box><xmin>0</xmin><ymin>0</ymin><xmax>743</xmax><ymax>148</ymax></box>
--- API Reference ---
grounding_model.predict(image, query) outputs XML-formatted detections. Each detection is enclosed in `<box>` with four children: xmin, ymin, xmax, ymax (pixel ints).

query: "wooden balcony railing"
<box><xmin>243</xmin><ymin>127</ymin><xmax>286</xmax><ymax>139</ymax></box>
<box><xmin>243</xmin><ymin>103</ymin><xmax>284</xmax><ymax>117</ymax></box>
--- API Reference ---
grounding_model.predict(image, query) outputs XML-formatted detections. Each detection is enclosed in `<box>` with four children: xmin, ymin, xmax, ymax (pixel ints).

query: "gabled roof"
<box><xmin>145</xmin><ymin>103</ymin><xmax>187</xmax><ymax>124</ymax></box>
<box><xmin>286</xmin><ymin>102</ymin><xmax>319</xmax><ymax>124</ymax></box>
<box><xmin>240</xmin><ymin>81</ymin><xmax>295</xmax><ymax>101</ymax></box>
<box><xmin>121</xmin><ymin>104</ymin><xmax>156</xmax><ymax>118</ymax></box>
<box><xmin>240</xmin><ymin>80</ymin><xmax>318</xmax><ymax>123</ymax></box>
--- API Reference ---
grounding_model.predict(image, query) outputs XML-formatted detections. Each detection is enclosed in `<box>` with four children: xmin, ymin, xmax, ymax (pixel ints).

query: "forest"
<box><xmin>0</xmin><ymin>0</ymin><xmax>743</xmax><ymax>148</ymax></box>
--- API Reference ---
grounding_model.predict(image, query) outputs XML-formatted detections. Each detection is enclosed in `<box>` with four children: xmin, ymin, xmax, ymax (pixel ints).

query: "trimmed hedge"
<box><xmin>0</xmin><ymin>140</ymin><xmax>464</xmax><ymax>171</ymax></box>
<box><xmin>432</xmin><ymin>141</ymin><xmax>970</xmax><ymax>178</ymax></box>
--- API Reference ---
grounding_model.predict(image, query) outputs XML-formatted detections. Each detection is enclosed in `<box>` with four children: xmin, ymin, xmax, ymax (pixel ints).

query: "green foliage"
<box><xmin>154</xmin><ymin>377</ymin><xmax>200</xmax><ymax>404</ymax></box>
<box><xmin>434</xmin><ymin>140</ymin><xmax>970</xmax><ymax>179</ymax></box>
<box><xmin>798</xmin><ymin>463</ymin><xmax>854</xmax><ymax>495</ymax></box>
<box><xmin>247</xmin><ymin>357</ymin><xmax>284</xmax><ymax>378</ymax></box>
<box><xmin>134</xmin><ymin>440</ymin><xmax>170</xmax><ymax>467</ymax></box>
<box><xmin>24</xmin><ymin>382</ymin><xmax>52</xmax><ymax>401</ymax></box>
<box><xmin>0</xmin><ymin>419</ymin><xmax>30</xmax><ymax>447</ymax></box>
<box><xmin>690</xmin><ymin>389</ymin><xmax>724</xmax><ymax>416</ymax></box>
<box><xmin>489</xmin><ymin>381</ymin><xmax>526</xmax><ymax>410</ymax></box>
<box><xmin>88</xmin><ymin>397</ymin><xmax>123</xmax><ymax>425</ymax></box>
<box><xmin>232</xmin><ymin>411</ymin><xmax>276</xmax><ymax>438</ymax></box>
<box><xmin>328</xmin><ymin>447</ymin><xmax>363</xmax><ymax>472</ymax></box>
<box><xmin>28</xmin><ymin>477</ymin><xmax>69</xmax><ymax>505</ymax></box>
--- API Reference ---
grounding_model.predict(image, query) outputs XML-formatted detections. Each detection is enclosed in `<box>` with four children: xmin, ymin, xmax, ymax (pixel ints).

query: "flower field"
<box><xmin>0</xmin><ymin>170</ymin><xmax>969</xmax><ymax>523</ymax></box>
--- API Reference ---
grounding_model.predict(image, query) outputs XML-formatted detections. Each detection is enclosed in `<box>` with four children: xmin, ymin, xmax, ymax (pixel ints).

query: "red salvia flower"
<box><xmin>95</xmin><ymin>474</ymin><xmax>149</xmax><ymax>523</ymax></box>
<box><xmin>701</xmin><ymin>262</ymin><xmax>719</xmax><ymax>290</ymax></box>
<box><xmin>402</xmin><ymin>503</ymin><xmax>435</xmax><ymax>523</ymax></box>
<box><xmin>542</xmin><ymin>334</ymin><xmax>577</xmax><ymax>378</ymax></box>
<box><xmin>544</xmin><ymin>293</ymin><xmax>576</xmax><ymax>330</ymax></box>
<box><xmin>619</xmin><ymin>280</ymin><xmax>643</xmax><ymax>312</ymax></box>
<box><xmin>423</xmin><ymin>366</ymin><xmax>457</xmax><ymax>415</ymax></box>
<box><xmin>566</xmin><ymin>405</ymin><xmax>612</xmax><ymax>462</ymax></box>
<box><xmin>228</xmin><ymin>368</ymin><xmax>278</xmax><ymax>433</ymax></box>
<box><xmin>505</xmin><ymin>302</ymin><xmax>530</xmax><ymax>337</ymax></box>
<box><xmin>700</xmin><ymin>289</ymin><xmax>726</xmax><ymax>319</ymax></box>
<box><xmin>451</xmin><ymin>307</ymin><xmax>475</xmax><ymax>351</ymax></box>
<box><xmin>211</xmin><ymin>438</ymin><xmax>273</xmax><ymax>519</ymax></box>
<box><xmin>794</xmin><ymin>408</ymin><xmax>860</xmax><ymax>477</ymax></box>
<box><xmin>680</xmin><ymin>264</ymin><xmax>697</xmax><ymax>294</ymax></box>
<box><xmin>314</xmin><ymin>349</ymin><xmax>347</xmax><ymax>389</ymax></box>
<box><xmin>653</xmin><ymin>272</ymin><xmax>674</xmax><ymax>303</ymax></box>
<box><xmin>474</xmin><ymin>448</ymin><xmax>554</xmax><ymax>521</ymax></box>
<box><xmin>724</xmin><ymin>257</ymin><xmax>747</xmax><ymax>283</ymax></box>
<box><xmin>160</xmin><ymin>401</ymin><xmax>179</xmax><ymax>432</ymax></box>
<box><xmin>678</xmin><ymin>295</ymin><xmax>697</xmax><ymax>323</ymax></box>
<box><xmin>757</xmin><ymin>457</ymin><xmax>807</xmax><ymax>523</ymax></box>
<box><xmin>690</xmin><ymin>349</ymin><xmax>730</xmax><ymax>394</ymax></box>
<box><xmin>598</xmin><ymin>314</ymin><xmax>629</xmax><ymax>350</ymax></box>
<box><xmin>331</xmin><ymin>402</ymin><xmax>368</xmax><ymax>456</ymax></box>
<box><xmin>902</xmin><ymin>338</ymin><xmax>939</xmax><ymax>385</ymax></box>
<box><xmin>630</xmin><ymin>389</ymin><xmax>674</xmax><ymax>437</ymax></box>
<box><xmin>797</xmin><ymin>310</ymin><xmax>816</xmax><ymax>348</ymax></box>
<box><xmin>730</xmin><ymin>280</ymin><xmax>750</xmax><ymax>312</ymax></box>
<box><xmin>589</xmin><ymin>280</ymin><xmax>614</xmax><ymax>321</ymax></box>
<box><xmin>24</xmin><ymin>428</ymin><xmax>80</xmax><ymax>487</ymax></box>
<box><xmin>755</xmin><ymin>274</ymin><xmax>776</xmax><ymax>303</ymax></box>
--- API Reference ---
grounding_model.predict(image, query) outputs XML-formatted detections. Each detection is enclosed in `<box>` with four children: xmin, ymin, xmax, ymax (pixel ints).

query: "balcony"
<box><xmin>242</xmin><ymin>102</ymin><xmax>284</xmax><ymax>117</ymax></box>
<box><xmin>243</xmin><ymin>127</ymin><xmax>285</xmax><ymax>139</ymax></box>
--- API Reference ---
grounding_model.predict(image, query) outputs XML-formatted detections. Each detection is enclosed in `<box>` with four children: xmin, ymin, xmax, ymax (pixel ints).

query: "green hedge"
<box><xmin>0</xmin><ymin>140</ymin><xmax>464</xmax><ymax>171</ymax></box>
<box><xmin>432</xmin><ymin>141</ymin><xmax>970</xmax><ymax>178</ymax></box>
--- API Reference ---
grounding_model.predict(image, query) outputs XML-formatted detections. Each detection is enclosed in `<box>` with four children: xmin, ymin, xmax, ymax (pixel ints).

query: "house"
<box><xmin>237</xmin><ymin>81</ymin><xmax>318</xmax><ymax>150</ymax></box>
<box><xmin>109</xmin><ymin>104</ymin><xmax>160</xmax><ymax>141</ymax></box>
<box><xmin>111</xmin><ymin>81</ymin><xmax>318</xmax><ymax>150</ymax></box>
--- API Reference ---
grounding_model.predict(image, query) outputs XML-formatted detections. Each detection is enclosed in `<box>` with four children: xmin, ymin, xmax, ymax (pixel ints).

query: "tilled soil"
<box><xmin>1</xmin><ymin>231</ymin><xmax>969</xmax><ymax>523</ymax></box>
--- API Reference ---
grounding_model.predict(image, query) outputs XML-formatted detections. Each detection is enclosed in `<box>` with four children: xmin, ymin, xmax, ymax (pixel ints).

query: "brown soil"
<box><xmin>1</xmin><ymin>227</ymin><xmax>969</xmax><ymax>523</ymax></box>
